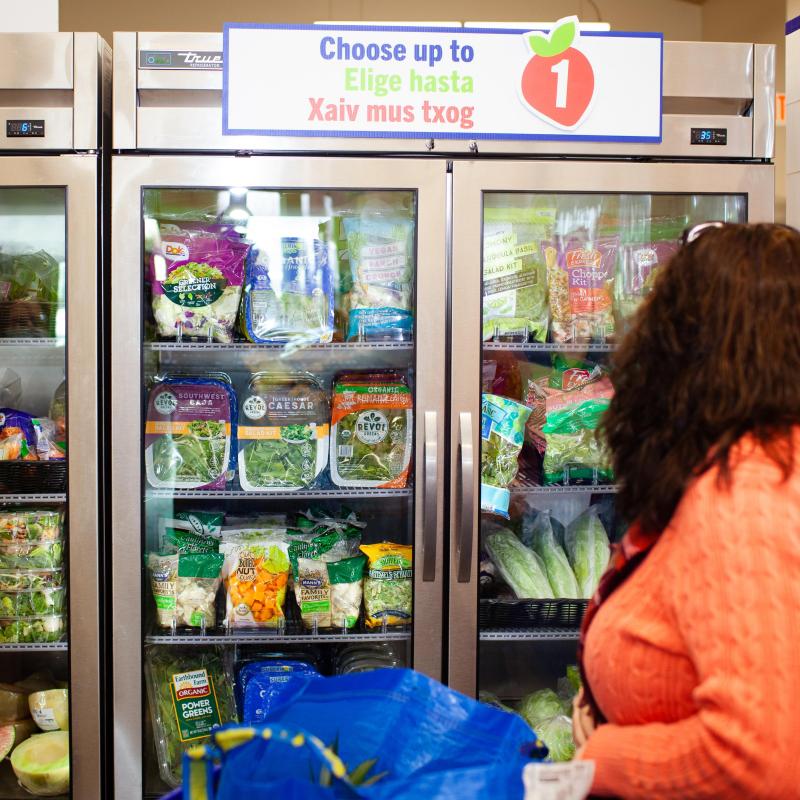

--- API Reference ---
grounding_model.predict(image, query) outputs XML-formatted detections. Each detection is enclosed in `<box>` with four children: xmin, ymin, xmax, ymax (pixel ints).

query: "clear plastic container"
<box><xmin>0</xmin><ymin>540</ymin><xmax>64</xmax><ymax>570</ymax></box>
<box><xmin>0</xmin><ymin>569</ymin><xmax>64</xmax><ymax>591</ymax></box>
<box><xmin>0</xmin><ymin>510</ymin><xmax>63</xmax><ymax>542</ymax></box>
<box><xmin>0</xmin><ymin>587</ymin><xmax>66</xmax><ymax>616</ymax></box>
<box><xmin>0</xmin><ymin>614</ymin><xmax>66</xmax><ymax>643</ymax></box>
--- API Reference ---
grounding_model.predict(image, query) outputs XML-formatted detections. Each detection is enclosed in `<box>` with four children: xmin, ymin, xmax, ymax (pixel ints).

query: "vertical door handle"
<box><xmin>422</xmin><ymin>410</ymin><xmax>438</xmax><ymax>582</ymax></box>
<box><xmin>456</xmin><ymin>411</ymin><xmax>474</xmax><ymax>583</ymax></box>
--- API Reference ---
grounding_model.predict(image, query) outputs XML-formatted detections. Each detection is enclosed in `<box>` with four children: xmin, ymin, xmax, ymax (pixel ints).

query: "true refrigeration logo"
<box><xmin>140</xmin><ymin>50</ymin><xmax>224</xmax><ymax>70</ymax></box>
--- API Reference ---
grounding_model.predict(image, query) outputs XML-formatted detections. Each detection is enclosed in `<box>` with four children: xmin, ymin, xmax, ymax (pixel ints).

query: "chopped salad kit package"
<box><xmin>240</xmin><ymin>236</ymin><xmax>334</xmax><ymax>344</ymax></box>
<box><xmin>361</xmin><ymin>542</ymin><xmax>413</xmax><ymax>628</ymax></box>
<box><xmin>237</xmin><ymin>372</ymin><xmax>329</xmax><ymax>491</ymax></box>
<box><xmin>330</xmin><ymin>371</ymin><xmax>413</xmax><ymax>488</ymax></box>
<box><xmin>145</xmin><ymin>376</ymin><xmax>237</xmax><ymax>491</ymax></box>
<box><xmin>0</xmin><ymin>409</ymin><xmax>64</xmax><ymax>462</ymax></box>
<box><xmin>150</xmin><ymin>224</ymin><xmax>249</xmax><ymax>343</ymax></box>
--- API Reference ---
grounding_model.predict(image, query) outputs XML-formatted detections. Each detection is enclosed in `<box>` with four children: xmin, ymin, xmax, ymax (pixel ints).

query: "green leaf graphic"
<box><xmin>528</xmin><ymin>33</ymin><xmax>552</xmax><ymax>56</ymax></box>
<box><xmin>549</xmin><ymin>20</ymin><xmax>577</xmax><ymax>55</ymax></box>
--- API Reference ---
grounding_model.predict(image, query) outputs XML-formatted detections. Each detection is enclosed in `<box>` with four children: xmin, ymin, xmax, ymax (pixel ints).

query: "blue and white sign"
<box><xmin>223</xmin><ymin>19</ymin><xmax>663</xmax><ymax>142</ymax></box>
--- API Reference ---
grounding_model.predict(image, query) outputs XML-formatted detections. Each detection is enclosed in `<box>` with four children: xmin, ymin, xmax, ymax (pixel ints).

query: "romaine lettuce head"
<box><xmin>518</xmin><ymin>689</ymin><xmax>564</xmax><ymax>728</ymax></box>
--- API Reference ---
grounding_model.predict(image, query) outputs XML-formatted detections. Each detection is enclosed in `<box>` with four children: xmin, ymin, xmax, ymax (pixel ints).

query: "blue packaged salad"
<box><xmin>238</xmin><ymin>659</ymin><xmax>321</xmax><ymax>723</ymax></box>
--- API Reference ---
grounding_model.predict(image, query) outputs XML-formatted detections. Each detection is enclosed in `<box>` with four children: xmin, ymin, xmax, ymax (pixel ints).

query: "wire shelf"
<box><xmin>483</xmin><ymin>342</ymin><xmax>617</xmax><ymax>353</ymax></box>
<box><xmin>511</xmin><ymin>473</ymin><xmax>617</xmax><ymax>495</ymax></box>
<box><xmin>146</xmin><ymin>341</ymin><xmax>414</xmax><ymax>353</ymax></box>
<box><xmin>0</xmin><ymin>493</ymin><xmax>67</xmax><ymax>504</ymax></box>
<box><xmin>0</xmin><ymin>338</ymin><xmax>65</xmax><ymax>348</ymax></box>
<box><xmin>146</xmin><ymin>630</ymin><xmax>411</xmax><ymax>646</ymax></box>
<box><xmin>479</xmin><ymin>628</ymin><xmax>580</xmax><ymax>642</ymax></box>
<box><xmin>0</xmin><ymin>642</ymin><xmax>68</xmax><ymax>652</ymax></box>
<box><xmin>147</xmin><ymin>487</ymin><xmax>413</xmax><ymax>501</ymax></box>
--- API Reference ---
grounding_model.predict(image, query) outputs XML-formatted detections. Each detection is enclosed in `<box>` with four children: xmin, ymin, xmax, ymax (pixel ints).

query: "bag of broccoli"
<box><xmin>563</xmin><ymin>506</ymin><xmax>611</xmax><ymax>599</ymax></box>
<box><xmin>480</xmin><ymin>394</ymin><xmax>532</xmax><ymax>517</ymax></box>
<box><xmin>482</xmin><ymin>206</ymin><xmax>554</xmax><ymax>342</ymax></box>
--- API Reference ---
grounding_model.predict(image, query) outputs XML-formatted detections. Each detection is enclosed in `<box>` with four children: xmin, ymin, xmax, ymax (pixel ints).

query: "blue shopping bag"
<box><xmin>180</xmin><ymin>668</ymin><xmax>547</xmax><ymax>800</ymax></box>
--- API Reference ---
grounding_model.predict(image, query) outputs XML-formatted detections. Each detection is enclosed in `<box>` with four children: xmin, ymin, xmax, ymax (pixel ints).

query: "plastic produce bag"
<box><xmin>181</xmin><ymin>669</ymin><xmax>548</xmax><ymax>800</ymax></box>
<box><xmin>563</xmin><ymin>507</ymin><xmax>611</xmax><ymax>599</ymax></box>
<box><xmin>485</xmin><ymin>528</ymin><xmax>553</xmax><ymax>600</ymax></box>
<box><xmin>527</xmin><ymin>511</ymin><xmax>580</xmax><ymax>598</ymax></box>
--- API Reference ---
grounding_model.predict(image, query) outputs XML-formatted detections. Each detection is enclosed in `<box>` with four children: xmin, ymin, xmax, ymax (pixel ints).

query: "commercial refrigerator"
<box><xmin>0</xmin><ymin>33</ymin><xmax>109</xmax><ymax>799</ymax></box>
<box><xmin>110</xmin><ymin>31</ymin><xmax>773</xmax><ymax>797</ymax></box>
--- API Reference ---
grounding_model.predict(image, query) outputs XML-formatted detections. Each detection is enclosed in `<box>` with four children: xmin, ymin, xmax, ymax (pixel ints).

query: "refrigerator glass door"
<box><xmin>449</xmin><ymin>161</ymin><xmax>773</xmax><ymax>726</ymax></box>
<box><xmin>111</xmin><ymin>157</ymin><xmax>446</xmax><ymax>799</ymax></box>
<box><xmin>0</xmin><ymin>157</ymin><xmax>102</xmax><ymax>799</ymax></box>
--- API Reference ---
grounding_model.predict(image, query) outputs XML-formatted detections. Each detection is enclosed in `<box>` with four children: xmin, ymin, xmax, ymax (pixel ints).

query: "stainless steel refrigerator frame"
<box><xmin>110</xmin><ymin>155</ymin><xmax>447</xmax><ymax>798</ymax></box>
<box><xmin>0</xmin><ymin>31</ymin><xmax>110</xmax><ymax>800</ymax></box>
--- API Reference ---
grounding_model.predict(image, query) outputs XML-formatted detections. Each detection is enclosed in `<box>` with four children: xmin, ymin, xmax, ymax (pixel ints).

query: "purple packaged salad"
<box><xmin>145</xmin><ymin>376</ymin><xmax>238</xmax><ymax>490</ymax></box>
<box><xmin>150</xmin><ymin>225</ymin><xmax>249</xmax><ymax>343</ymax></box>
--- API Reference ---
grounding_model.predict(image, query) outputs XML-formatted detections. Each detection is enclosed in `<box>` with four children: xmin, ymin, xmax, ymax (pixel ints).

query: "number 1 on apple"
<box><xmin>551</xmin><ymin>58</ymin><xmax>569</xmax><ymax>108</ymax></box>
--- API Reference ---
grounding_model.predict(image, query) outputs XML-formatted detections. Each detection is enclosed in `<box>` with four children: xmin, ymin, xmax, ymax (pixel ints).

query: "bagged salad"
<box><xmin>482</xmin><ymin>206</ymin><xmax>554</xmax><ymax>342</ymax></box>
<box><xmin>0</xmin><ymin>510</ymin><xmax>62</xmax><ymax>542</ymax></box>
<box><xmin>240</xmin><ymin>660</ymin><xmax>322</xmax><ymax>724</ymax></box>
<box><xmin>147</xmin><ymin>551</ymin><xmax>224</xmax><ymax>628</ymax></box>
<box><xmin>361</xmin><ymin>542</ymin><xmax>412</xmax><ymax>628</ymax></box>
<box><xmin>219</xmin><ymin>532</ymin><xmax>290</xmax><ymax>628</ymax></box>
<box><xmin>0</xmin><ymin>248</ymin><xmax>61</xmax><ymax>337</ymax></box>
<box><xmin>157</xmin><ymin>511</ymin><xmax>224</xmax><ymax>553</ymax></box>
<box><xmin>144</xmin><ymin>646</ymin><xmax>237</xmax><ymax>788</ymax></box>
<box><xmin>330</xmin><ymin>371</ymin><xmax>413</xmax><ymax>488</ymax></box>
<box><xmin>616</xmin><ymin>236</ymin><xmax>679</xmax><ymax>321</ymax></box>
<box><xmin>343</xmin><ymin>217</ymin><xmax>414</xmax><ymax>341</ymax></box>
<box><xmin>150</xmin><ymin>224</ymin><xmax>248</xmax><ymax>343</ymax></box>
<box><xmin>240</xmin><ymin>233</ymin><xmax>334</xmax><ymax>344</ymax></box>
<box><xmin>237</xmin><ymin>373</ymin><xmax>329</xmax><ymax>491</ymax></box>
<box><xmin>480</xmin><ymin>394</ymin><xmax>532</xmax><ymax>517</ymax></box>
<box><xmin>0</xmin><ymin>409</ymin><xmax>37</xmax><ymax>461</ymax></box>
<box><xmin>145</xmin><ymin>375</ymin><xmax>237</xmax><ymax>491</ymax></box>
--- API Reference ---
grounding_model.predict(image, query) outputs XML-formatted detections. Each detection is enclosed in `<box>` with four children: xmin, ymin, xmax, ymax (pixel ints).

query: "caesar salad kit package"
<box><xmin>542</xmin><ymin>235</ymin><xmax>620</xmax><ymax>343</ymax></box>
<box><xmin>150</xmin><ymin>224</ymin><xmax>249</xmax><ymax>343</ymax></box>
<box><xmin>482</xmin><ymin>206</ymin><xmax>554</xmax><ymax>342</ymax></box>
<box><xmin>240</xmin><ymin>235</ymin><xmax>334</xmax><ymax>344</ymax></box>
<box><xmin>343</xmin><ymin>217</ymin><xmax>414</xmax><ymax>341</ymax></box>
<box><xmin>480</xmin><ymin>393</ymin><xmax>532</xmax><ymax>517</ymax></box>
<box><xmin>330</xmin><ymin>371</ymin><xmax>413</xmax><ymax>488</ymax></box>
<box><xmin>219</xmin><ymin>532</ymin><xmax>291</xmax><ymax>628</ymax></box>
<box><xmin>147</xmin><ymin>551</ymin><xmax>224</xmax><ymax>628</ymax></box>
<box><xmin>145</xmin><ymin>376</ymin><xmax>237</xmax><ymax>491</ymax></box>
<box><xmin>360</xmin><ymin>542</ymin><xmax>412</xmax><ymax>628</ymax></box>
<box><xmin>237</xmin><ymin>372</ymin><xmax>329</xmax><ymax>491</ymax></box>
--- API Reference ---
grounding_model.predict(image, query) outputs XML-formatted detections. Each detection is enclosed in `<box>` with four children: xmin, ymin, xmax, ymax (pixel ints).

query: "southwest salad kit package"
<box><xmin>144</xmin><ymin>375</ymin><xmax>237</xmax><ymax>491</ymax></box>
<box><xmin>343</xmin><ymin>217</ymin><xmax>414</xmax><ymax>341</ymax></box>
<box><xmin>330</xmin><ymin>371</ymin><xmax>413</xmax><ymax>488</ymax></box>
<box><xmin>237</xmin><ymin>372</ymin><xmax>329</xmax><ymax>492</ymax></box>
<box><xmin>150</xmin><ymin>224</ymin><xmax>249</xmax><ymax>343</ymax></box>
<box><xmin>542</xmin><ymin>234</ymin><xmax>619</xmax><ymax>343</ymax></box>
<box><xmin>480</xmin><ymin>393</ymin><xmax>532</xmax><ymax>517</ymax></box>
<box><xmin>240</xmin><ymin>235</ymin><xmax>334</xmax><ymax>344</ymax></box>
<box><xmin>482</xmin><ymin>206</ymin><xmax>554</xmax><ymax>342</ymax></box>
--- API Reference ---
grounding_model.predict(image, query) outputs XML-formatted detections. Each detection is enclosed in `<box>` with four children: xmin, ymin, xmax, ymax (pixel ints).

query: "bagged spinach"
<box><xmin>237</xmin><ymin>373</ymin><xmax>329</xmax><ymax>491</ymax></box>
<box><xmin>330</xmin><ymin>371</ymin><xmax>412</xmax><ymax>488</ymax></box>
<box><xmin>480</xmin><ymin>394</ymin><xmax>532</xmax><ymax>517</ymax></box>
<box><xmin>240</xmin><ymin>235</ymin><xmax>334</xmax><ymax>344</ymax></box>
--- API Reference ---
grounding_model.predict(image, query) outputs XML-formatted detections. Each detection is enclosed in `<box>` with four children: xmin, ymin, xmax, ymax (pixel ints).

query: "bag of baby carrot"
<box><xmin>220</xmin><ymin>532</ymin><xmax>290</xmax><ymax>628</ymax></box>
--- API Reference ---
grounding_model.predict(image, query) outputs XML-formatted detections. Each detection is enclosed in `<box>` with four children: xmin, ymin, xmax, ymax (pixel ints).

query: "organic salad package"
<box><xmin>237</xmin><ymin>372</ymin><xmax>329</xmax><ymax>492</ymax></box>
<box><xmin>343</xmin><ymin>217</ymin><xmax>414</xmax><ymax>341</ymax></box>
<box><xmin>150</xmin><ymin>224</ymin><xmax>249</xmax><ymax>343</ymax></box>
<box><xmin>330</xmin><ymin>371</ymin><xmax>413</xmax><ymax>488</ymax></box>
<box><xmin>240</xmin><ymin>235</ymin><xmax>334</xmax><ymax>344</ymax></box>
<box><xmin>144</xmin><ymin>375</ymin><xmax>237</xmax><ymax>491</ymax></box>
<box><xmin>482</xmin><ymin>206</ymin><xmax>554</xmax><ymax>342</ymax></box>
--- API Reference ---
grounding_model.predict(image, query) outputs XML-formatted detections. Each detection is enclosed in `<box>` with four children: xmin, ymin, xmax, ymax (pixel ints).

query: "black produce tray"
<box><xmin>480</xmin><ymin>598</ymin><xmax>588</xmax><ymax>629</ymax></box>
<box><xmin>0</xmin><ymin>461</ymin><xmax>67</xmax><ymax>493</ymax></box>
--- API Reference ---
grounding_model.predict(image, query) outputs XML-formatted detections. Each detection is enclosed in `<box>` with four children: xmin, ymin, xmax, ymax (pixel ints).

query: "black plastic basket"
<box><xmin>0</xmin><ymin>461</ymin><xmax>67</xmax><ymax>494</ymax></box>
<box><xmin>479</xmin><ymin>598</ymin><xmax>588</xmax><ymax>629</ymax></box>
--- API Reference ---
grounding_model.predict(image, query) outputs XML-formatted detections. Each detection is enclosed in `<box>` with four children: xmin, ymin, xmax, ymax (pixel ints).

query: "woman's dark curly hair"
<box><xmin>603</xmin><ymin>223</ymin><xmax>800</xmax><ymax>533</ymax></box>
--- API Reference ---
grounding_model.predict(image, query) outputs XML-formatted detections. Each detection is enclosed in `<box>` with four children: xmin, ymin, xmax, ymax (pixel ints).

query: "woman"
<box><xmin>573</xmin><ymin>223</ymin><xmax>800</xmax><ymax>799</ymax></box>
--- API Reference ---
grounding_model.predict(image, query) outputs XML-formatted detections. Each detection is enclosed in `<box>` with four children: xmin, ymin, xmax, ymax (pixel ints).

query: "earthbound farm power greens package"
<box><xmin>150</xmin><ymin>225</ymin><xmax>248</xmax><ymax>343</ymax></box>
<box><xmin>145</xmin><ymin>376</ymin><xmax>237</xmax><ymax>491</ymax></box>
<box><xmin>343</xmin><ymin>217</ymin><xmax>414</xmax><ymax>341</ymax></box>
<box><xmin>481</xmin><ymin>394</ymin><xmax>532</xmax><ymax>518</ymax></box>
<box><xmin>237</xmin><ymin>373</ymin><xmax>329</xmax><ymax>491</ymax></box>
<box><xmin>482</xmin><ymin>206</ymin><xmax>554</xmax><ymax>342</ymax></box>
<box><xmin>330</xmin><ymin>372</ymin><xmax>413</xmax><ymax>488</ymax></box>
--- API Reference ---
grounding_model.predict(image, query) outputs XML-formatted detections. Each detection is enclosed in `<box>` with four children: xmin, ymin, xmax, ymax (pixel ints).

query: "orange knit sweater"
<box><xmin>581</xmin><ymin>436</ymin><xmax>800</xmax><ymax>798</ymax></box>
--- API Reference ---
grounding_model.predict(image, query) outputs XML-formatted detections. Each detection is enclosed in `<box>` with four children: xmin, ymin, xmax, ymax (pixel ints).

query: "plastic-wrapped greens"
<box><xmin>527</xmin><ymin>511</ymin><xmax>580</xmax><ymax>598</ymax></box>
<box><xmin>484</xmin><ymin>528</ymin><xmax>553</xmax><ymax>600</ymax></box>
<box><xmin>563</xmin><ymin>506</ymin><xmax>611</xmax><ymax>598</ymax></box>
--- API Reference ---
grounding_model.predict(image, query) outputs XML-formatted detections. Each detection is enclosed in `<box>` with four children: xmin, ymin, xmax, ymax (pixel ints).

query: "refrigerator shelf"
<box><xmin>146</xmin><ymin>341</ymin><xmax>413</xmax><ymax>352</ymax></box>
<box><xmin>146</xmin><ymin>487</ymin><xmax>413</xmax><ymax>500</ymax></box>
<box><xmin>511</xmin><ymin>476</ymin><xmax>617</xmax><ymax>494</ymax></box>
<box><xmin>479</xmin><ymin>628</ymin><xmax>579</xmax><ymax>642</ymax></box>
<box><xmin>0</xmin><ymin>337</ymin><xmax>65</xmax><ymax>348</ymax></box>
<box><xmin>483</xmin><ymin>342</ymin><xmax>617</xmax><ymax>353</ymax></box>
<box><xmin>145</xmin><ymin>630</ymin><xmax>412</xmax><ymax>645</ymax></box>
<box><xmin>0</xmin><ymin>641</ymin><xmax>68</xmax><ymax>652</ymax></box>
<box><xmin>0</xmin><ymin>493</ymin><xmax>67</xmax><ymax>504</ymax></box>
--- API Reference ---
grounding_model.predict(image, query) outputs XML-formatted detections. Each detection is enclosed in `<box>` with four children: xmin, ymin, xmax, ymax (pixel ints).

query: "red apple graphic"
<box><xmin>521</xmin><ymin>18</ymin><xmax>595</xmax><ymax>129</ymax></box>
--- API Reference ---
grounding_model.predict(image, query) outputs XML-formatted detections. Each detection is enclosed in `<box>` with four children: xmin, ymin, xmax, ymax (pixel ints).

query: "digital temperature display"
<box><xmin>6</xmin><ymin>120</ymin><xmax>45</xmax><ymax>138</ymax></box>
<box><xmin>690</xmin><ymin>127</ymin><xmax>727</xmax><ymax>145</ymax></box>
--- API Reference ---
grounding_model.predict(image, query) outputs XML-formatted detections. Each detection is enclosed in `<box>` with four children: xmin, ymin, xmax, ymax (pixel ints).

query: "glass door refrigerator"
<box><xmin>111</xmin><ymin>34</ymin><xmax>446</xmax><ymax>800</ymax></box>
<box><xmin>446</xmin><ymin>41</ymin><xmax>775</xmax><ymax>759</ymax></box>
<box><xmin>0</xmin><ymin>33</ymin><xmax>109</xmax><ymax>799</ymax></box>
